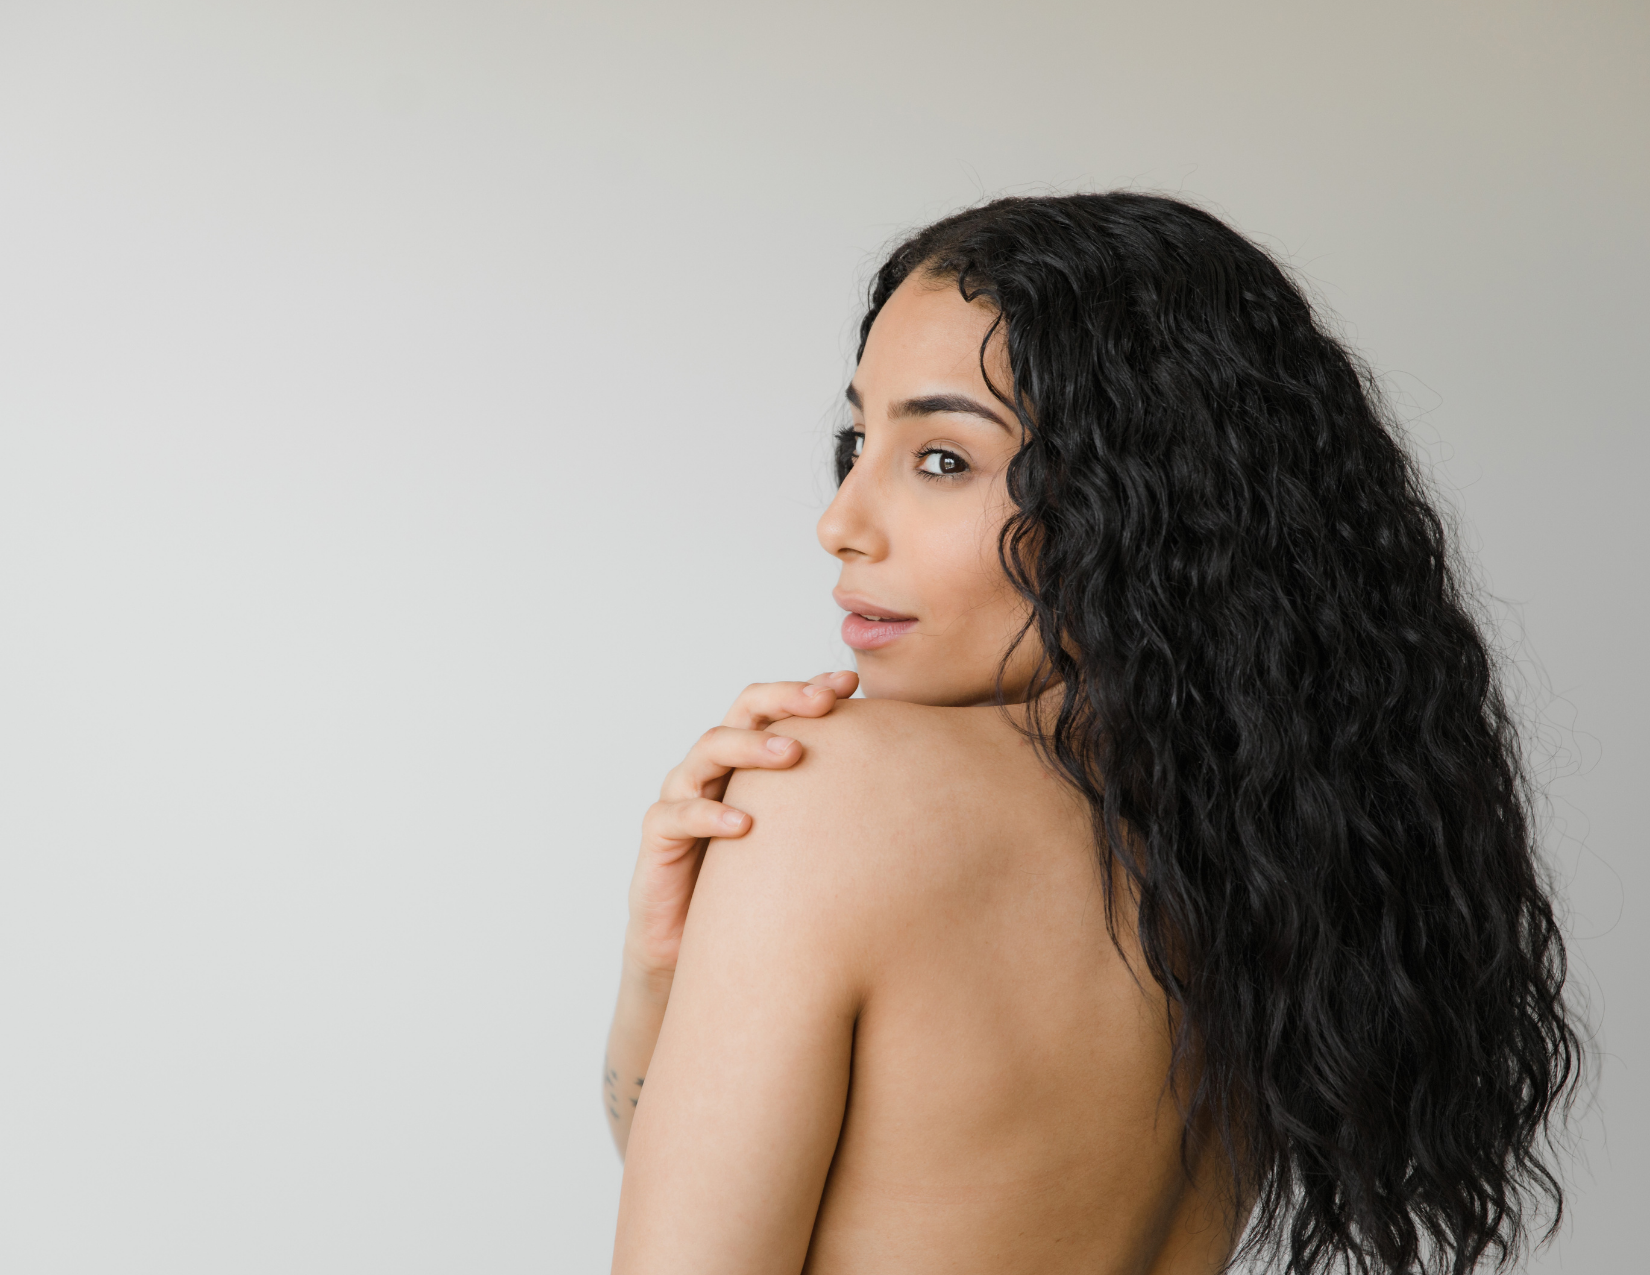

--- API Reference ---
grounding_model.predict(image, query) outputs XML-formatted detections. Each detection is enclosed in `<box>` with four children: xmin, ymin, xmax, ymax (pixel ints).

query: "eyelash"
<box><xmin>833</xmin><ymin>428</ymin><xmax>971</xmax><ymax>482</ymax></box>
<box><xmin>913</xmin><ymin>446</ymin><xmax>970</xmax><ymax>480</ymax></box>
<box><xmin>833</xmin><ymin>427</ymin><xmax>861</xmax><ymax>480</ymax></box>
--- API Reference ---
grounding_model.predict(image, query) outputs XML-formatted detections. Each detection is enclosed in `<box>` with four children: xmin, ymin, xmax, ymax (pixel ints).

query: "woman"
<box><xmin>603</xmin><ymin>194</ymin><xmax>1579</xmax><ymax>1274</ymax></box>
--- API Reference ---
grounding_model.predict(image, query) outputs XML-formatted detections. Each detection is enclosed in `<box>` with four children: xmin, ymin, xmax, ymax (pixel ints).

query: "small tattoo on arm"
<box><xmin>603</xmin><ymin>1057</ymin><xmax>647</xmax><ymax>1125</ymax></box>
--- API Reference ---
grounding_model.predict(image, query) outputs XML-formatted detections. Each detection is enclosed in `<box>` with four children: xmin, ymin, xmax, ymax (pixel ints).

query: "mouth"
<box><xmin>837</xmin><ymin>597</ymin><xmax>919</xmax><ymax>651</ymax></box>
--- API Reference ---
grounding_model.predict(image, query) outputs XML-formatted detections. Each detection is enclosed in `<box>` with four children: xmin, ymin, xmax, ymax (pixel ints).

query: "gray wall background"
<box><xmin>1</xmin><ymin>2</ymin><xmax>1642</xmax><ymax>1270</ymax></box>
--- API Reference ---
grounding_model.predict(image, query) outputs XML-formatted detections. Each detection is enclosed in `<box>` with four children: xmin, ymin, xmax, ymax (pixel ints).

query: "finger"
<box><xmin>720</xmin><ymin>680</ymin><xmax>819</xmax><ymax>730</ymax></box>
<box><xmin>787</xmin><ymin>669</ymin><xmax>860</xmax><ymax>717</ymax></box>
<box><xmin>721</xmin><ymin>673</ymin><xmax>857</xmax><ymax>730</ymax></box>
<box><xmin>806</xmin><ymin>669</ymin><xmax>859</xmax><ymax>697</ymax></box>
<box><xmin>660</xmin><ymin>725</ymin><xmax>802</xmax><ymax>800</ymax></box>
<box><xmin>642</xmin><ymin>797</ymin><xmax>750</xmax><ymax>851</ymax></box>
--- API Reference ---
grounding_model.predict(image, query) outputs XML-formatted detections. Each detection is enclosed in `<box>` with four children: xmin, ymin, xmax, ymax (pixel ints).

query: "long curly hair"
<box><xmin>840</xmin><ymin>193</ymin><xmax>1579</xmax><ymax>1274</ymax></box>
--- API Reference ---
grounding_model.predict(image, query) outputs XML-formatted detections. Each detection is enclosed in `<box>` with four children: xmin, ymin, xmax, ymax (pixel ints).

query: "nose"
<box><xmin>817</xmin><ymin>462</ymin><xmax>887</xmax><ymax>563</ymax></box>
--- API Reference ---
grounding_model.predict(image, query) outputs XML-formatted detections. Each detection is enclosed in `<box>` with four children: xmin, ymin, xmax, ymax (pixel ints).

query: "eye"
<box><xmin>915</xmin><ymin>448</ymin><xmax>969</xmax><ymax>478</ymax></box>
<box><xmin>833</xmin><ymin>427</ymin><xmax>864</xmax><ymax>482</ymax></box>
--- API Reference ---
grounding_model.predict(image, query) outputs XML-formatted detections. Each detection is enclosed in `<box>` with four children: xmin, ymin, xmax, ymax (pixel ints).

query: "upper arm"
<box><xmin>612</xmin><ymin>758</ymin><xmax>873</xmax><ymax>1275</ymax></box>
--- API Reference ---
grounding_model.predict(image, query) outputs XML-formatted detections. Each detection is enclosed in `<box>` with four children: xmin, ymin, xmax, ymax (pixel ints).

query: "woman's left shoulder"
<box><xmin>711</xmin><ymin>700</ymin><xmax>1023</xmax><ymax>914</ymax></box>
<box><xmin>758</xmin><ymin>697</ymin><xmax>991</xmax><ymax>779</ymax></box>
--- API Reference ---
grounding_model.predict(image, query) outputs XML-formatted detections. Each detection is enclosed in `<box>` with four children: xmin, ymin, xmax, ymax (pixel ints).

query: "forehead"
<box><xmin>856</xmin><ymin>275</ymin><xmax>1005</xmax><ymax>397</ymax></box>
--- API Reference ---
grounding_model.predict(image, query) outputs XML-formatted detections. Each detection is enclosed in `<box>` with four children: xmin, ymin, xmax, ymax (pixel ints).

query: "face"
<box><xmin>818</xmin><ymin>274</ymin><xmax>1042</xmax><ymax>706</ymax></box>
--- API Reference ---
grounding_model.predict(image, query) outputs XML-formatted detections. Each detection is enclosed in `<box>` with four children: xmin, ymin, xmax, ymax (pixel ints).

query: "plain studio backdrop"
<box><xmin>1</xmin><ymin>2</ymin><xmax>1643</xmax><ymax>1270</ymax></box>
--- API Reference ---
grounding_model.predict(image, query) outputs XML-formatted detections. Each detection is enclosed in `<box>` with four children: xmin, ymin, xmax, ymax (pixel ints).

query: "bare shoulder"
<box><xmin>768</xmin><ymin>696</ymin><xmax>1037</xmax><ymax>775</ymax></box>
<box><xmin>707</xmin><ymin>700</ymin><xmax>1075</xmax><ymax>942</ymax></box>
<box><xmin>720</xmin><ymin>698</ymin><xmax>935</xmax><ymax>832</ymax></box>
<box><xmin>724</xmin><ymin>698</ymin><xmax>1032</xmax><ymax>834</ymax></box>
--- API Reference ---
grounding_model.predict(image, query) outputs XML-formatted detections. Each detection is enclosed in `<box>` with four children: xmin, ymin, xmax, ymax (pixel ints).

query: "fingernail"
<box><xmin>766</xmin><ymin>735</ymin><xmax>794</xmax><ymax>755</ymax></box>
<box><xmin>721</xmin><ymin>808</ymin><xmax>746</xmax><ymax>828</ymax></box>
<box><xmin>803</xmin><ymin>684</ymin><xmax>829</xmax><ymax>698</ymax></box>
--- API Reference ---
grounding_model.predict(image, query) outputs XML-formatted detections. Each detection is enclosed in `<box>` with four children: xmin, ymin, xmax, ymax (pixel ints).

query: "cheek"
<box><xmin>909</xmin><ymin>502</ymin><xmax>1014</xmax><ymax>628</ymax></box>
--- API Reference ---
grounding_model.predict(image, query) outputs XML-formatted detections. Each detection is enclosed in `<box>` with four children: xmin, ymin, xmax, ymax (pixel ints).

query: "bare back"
<box><xmin>614</xmin><ymin>699</ymin><xmax>1237</xmax><ymax>1275</ymax></box>
<box><xmin>787</xmin><ymin>701</ymin><xmax>1234</xmax><ymax>1274</ymax></box>
<box><xmin>779</xmin><ymin>701</ymin><xmax>1226</xmax><ymax>1273</ymax></box>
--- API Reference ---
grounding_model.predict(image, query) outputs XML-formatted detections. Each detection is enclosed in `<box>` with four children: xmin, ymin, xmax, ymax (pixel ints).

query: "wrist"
<box><xmin>621</xmin><ymin>933</ymin><xmax>678</xmax><ymax>998</ymax></box>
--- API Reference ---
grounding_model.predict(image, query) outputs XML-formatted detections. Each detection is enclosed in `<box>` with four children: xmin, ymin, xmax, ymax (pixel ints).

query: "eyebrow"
<box><xmin>844</xmin><ymin>384</ymin><xmax>1010</xmax><ymax>430</ymax></box>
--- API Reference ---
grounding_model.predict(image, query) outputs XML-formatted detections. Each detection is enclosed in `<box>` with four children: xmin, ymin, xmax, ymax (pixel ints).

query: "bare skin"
<box><xmin>604</xmin><ymin>671</ymin><xmax>860</xmax><ymax>1156</ymax></box>
<box><xmin>606</xmin><ymin>278</ymin><xmax>1241</xmax><ymax>1273</ymax></box>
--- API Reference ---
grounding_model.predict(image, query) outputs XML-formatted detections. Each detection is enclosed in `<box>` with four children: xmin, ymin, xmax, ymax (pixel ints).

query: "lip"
<box><xmin>834</xmin><ymin>591</ymin><xmax>918</xmax><ymax>651</ymax></box>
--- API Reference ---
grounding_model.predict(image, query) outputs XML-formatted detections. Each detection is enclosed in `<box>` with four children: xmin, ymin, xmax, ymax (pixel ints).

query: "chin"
<box><xmin>853</xmin><ymin>660</ymin><xmax>991</xmax><ymax>707</ymax></box>
<box><xmin>857</xmin><ymin>651</ymin><xmax>1045</xmax><ymax>706</ymax></box>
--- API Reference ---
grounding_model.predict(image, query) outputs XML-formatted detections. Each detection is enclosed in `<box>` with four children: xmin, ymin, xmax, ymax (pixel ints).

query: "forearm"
<box><xmin>604</xmin><ymin>946</ymin><xmax>674</xmax><ymax>1159</ymax></box>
